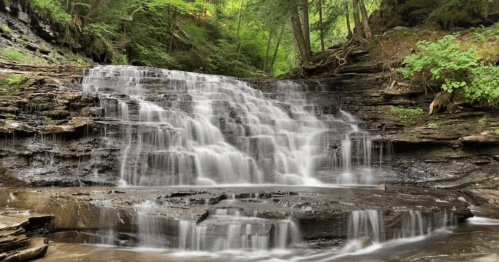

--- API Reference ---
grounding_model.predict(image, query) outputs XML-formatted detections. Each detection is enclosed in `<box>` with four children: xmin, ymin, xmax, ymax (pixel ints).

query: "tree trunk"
<box><xmin>270</xmin><ymin>26</ymin><xmax>285</xmax><ymax>74</ymax></box>
<box><xmin>319</xmin><ymin>0</ymin><xmax>325</xmax><ymax>52</ymax></box>
<box><xmin>236</xmin><ymin>0</ymin><xmax>244</xmax><ymax>41</ymax></box>
<box><xmin>263</xmin><ymin>30</ymin><xmax>273</xmax><ymax>72</ymax></box>
<box><xmin>352</xmin><ymin>0</ymin><xmax>363</xmax><ymax>39</ymax></box>
<box><xmin>290</xmin><ymin>6</ymin><xmax>310</xmax><ymax>64</ymax></box>
<box><xmin>345</xmin><ymin>1</ymin><xmax>353</xmax><ymax>39</ymax></box>
<box><xmin>299</xmin><ymin>0</ymin><xmax>311</xmax><ymax>54</ymax></box>
<box><xmin>169</xmin><ymin>8</ymin><xmax>177</xmax><ymax>52</ymax></box>
<box><xmin>359</xmin><ymin>0</ymin><xmax>372</xmax><ymax>39</ymax></box>
<box><xmin>84</xmin><ymin>0</ymin><xmax>105</xmax><ymax>24</ymax></box>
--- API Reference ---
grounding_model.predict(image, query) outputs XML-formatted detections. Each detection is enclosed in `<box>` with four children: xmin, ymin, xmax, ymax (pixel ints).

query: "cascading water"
<box><xmin>82</xmin><ymin>65</ymin><xmax>377</xmax><ymax>186</ymax></box>
<box><xmin>176</xmin><ymin>209</ymin><xmax>300</xmax><ymax>252</ymax></box>
<box><xmin>347</xmin><ymin>209</ymin><xmax>456</xmax><ymax>245</ymax></box>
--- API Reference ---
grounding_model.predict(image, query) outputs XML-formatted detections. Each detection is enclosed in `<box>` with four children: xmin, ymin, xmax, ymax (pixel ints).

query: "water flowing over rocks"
<box><xmin>0</xmin><ymin>186</ymin><xmax>472</xmax><ymax>250</ymax></box>
<box><xmin>0</xmin><ymin>63</ymin><xmax>498</xmax><ymax>260</ymax></box>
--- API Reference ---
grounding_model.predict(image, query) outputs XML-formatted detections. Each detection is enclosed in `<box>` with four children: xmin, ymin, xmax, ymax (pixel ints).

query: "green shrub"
<box><xmin>400</xmin><ymin>35</ymin><xmax>476</xmax><ymax>91</ymax></box>
<box><xmin>466</xmin><ymin>66</ymin><xmax>499</xmax><ymax>103</ymax></box>
<box><xmin>490</xmin><ymin>129</ymin><xmax>499</xmax><ymax>135</ymax></box>
<box><xmin>400</xmin><ymin>34</ymin><xmax>499</xmax><ymax>104</ymax></box>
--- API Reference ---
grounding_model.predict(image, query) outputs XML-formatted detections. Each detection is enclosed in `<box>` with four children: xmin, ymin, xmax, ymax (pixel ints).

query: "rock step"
<box><xmin>1</xmin><ymin>237</ymin><xmax>48</xmax><ymax>262</ymax></box>
<box><xmin>0</xmin><ymin>229</ymin><xmax>25</xmax><ymax>238</ymax></box>
<box><xmin>0</xmin><ymin>235</ymin><xmax>30</xmax><ymax>252</ymax></box>
<box><xmin>0</xmin><ymin>210</ymin><xmax>53</xmax><ymax>261</ymax></box>
<box><xmin>0</xmin><ymin>216</ymin><xmax>29</xmax><ymax>232</ymax></box>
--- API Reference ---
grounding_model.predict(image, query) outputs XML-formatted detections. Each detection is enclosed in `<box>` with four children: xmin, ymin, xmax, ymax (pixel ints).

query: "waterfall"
<box><xmin>348</xmin><ymin>209</ymin><xmax>455</xmax><ymax>245</ymax></box>
<box><xmin>82</xmin><ymin>65</ymin><xmax>376</xmax><ymax>186</ymax></box>
<box><xmin>176</xmin><ymin>209</ymin><xmax>299</xmax><ymax>251</ymax></box>
<box><xmin>348</xmin><ymin>210</ymin><xmax>385</xmax><ymax>243</ymax></box>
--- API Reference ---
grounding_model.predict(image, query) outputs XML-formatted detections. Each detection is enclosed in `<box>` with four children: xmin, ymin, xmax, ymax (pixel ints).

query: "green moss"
<box><xmin>6</xmin><ymin>75</ymin><xmax>28</xmax><ymax>85</ymax></box>
<box><xmin>368</xmin><ymin>97</ymin><xmax>384</xmax><ymax>103</ymax></box>
<box><xmin>51</xmin><ymin>109</ymin><xmax>68</xmax><ymax>115</ymax></box>
<box><xmin>67</xmin><ymin>161</ymin><xmax>78</xmax><ymax>167</ymax></box>
<box><xmin>479</xmin><ymin>114</ymin><xmax>489</xmax><ymax>126</ymax></box>
<box><xmin>0</xmin><ymin>24</ymin><xmax>12</xmax><ymax>35</ymax></box>
<box><xmin>389</xmin><ymin>106</ymin><xmax>424</xmax><ymax>117</ymax></box>
<box><xmin>2</xmin><ymin>48</ymin><xmax>25</xmax><ymax>62</ymax></box>
<box><xmin>44</xmin><ymin>117</ymin><xmax>54</xmax><ymax>124</ymax></box>
<box><xmin>5</xmin><ymin>113</ymin><xmax>15</xmax><ymax>119</ymax></box>
<box><xmin>0</xmin><ymin>73</ymin><xmax>36</xmax><ymax>101</ymax></box>
<box><xmin>428</xmin><ymin>122</ymin><xmax>439</xmax><ymax>128</ymax></box>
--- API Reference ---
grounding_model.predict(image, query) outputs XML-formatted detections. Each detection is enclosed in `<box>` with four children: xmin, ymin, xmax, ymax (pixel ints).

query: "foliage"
<box><xmin>466</xmin><ymin>66</ymin><xmax>499</xmax><ymax>103</ymax></box>
<box><xmin>400</xmin><ymin>33</ymin><xmax>499</xmax><ymax>104</ymax></box>
<box><xmin>20</xmin><ymin>0</ymin><xmax>381</xmax><ymax>77</ymax></box>
<box><xmin>389</xmin><ymin>106</ymin><xmax>424</xmax><ymax>117</ymax></box>
<box><xmin>400</xmin><ymin>35</ymin><xmax>476</xmax><ymax>91</ymax></box>
<box><xmin>490</xmin><ymin>129</ymin><xmax>499</xmax><ymax>135</ymax></box>
<box><xmin>5</xmin><ymin>114</ymin><xmax>15</xmax><ymax>119</ymax></box>
<box><xmin>27</xmin><ymin>0</ymin><xmax>72</xmax><ymax>25</ymax></box>
<box><xmin>0</xmin><ymin>24</ymin><xmax>13</xmax><ymax>35</ymax></box>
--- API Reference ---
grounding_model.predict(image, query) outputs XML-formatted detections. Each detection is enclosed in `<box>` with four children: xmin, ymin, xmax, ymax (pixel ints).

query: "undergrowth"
<box><xmin>400</xmin><ymin>29</ymin><xmax>499</xmax><ymax>105</ymax></box>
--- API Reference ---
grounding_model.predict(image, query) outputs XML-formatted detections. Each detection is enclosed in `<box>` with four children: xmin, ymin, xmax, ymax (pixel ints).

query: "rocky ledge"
<box><xmin>0</xmin><ymin>186</ymin><xmax>472</xmax><ymax>245</ymax></box>
<box><xmin>0</xmin><ymin>208</ymin><xmax>53</xmax><ymax>261</ymax></box>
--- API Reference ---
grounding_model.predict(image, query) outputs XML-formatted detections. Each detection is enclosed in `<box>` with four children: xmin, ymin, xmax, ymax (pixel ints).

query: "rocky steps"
<box><xmin>0</xmin><ymin>208</ymin><xmax>53</xmax><ymax>261</ymax></box>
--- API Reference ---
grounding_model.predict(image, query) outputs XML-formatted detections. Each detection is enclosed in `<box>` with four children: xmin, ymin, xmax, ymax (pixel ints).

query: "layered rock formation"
<box><xmin>0</xmin><ymin>208</ymin><xmax>53</xmax><ymax>262</ymax></box>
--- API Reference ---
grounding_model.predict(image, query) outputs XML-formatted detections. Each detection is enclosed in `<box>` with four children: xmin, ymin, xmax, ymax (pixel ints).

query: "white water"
<box><xmin>177</xmin><ymin>209</ymin><xmax>300</xmax><ymax>252</ymax></box>
<box><xmin>82</xmin><ymin>65</ymin><xmax>376</xmax><ymax>186</ymax></box>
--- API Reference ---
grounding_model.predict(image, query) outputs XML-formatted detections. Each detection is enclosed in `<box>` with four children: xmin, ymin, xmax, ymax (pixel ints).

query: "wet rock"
<box><xmin>0</xmin><ymin>187</ymin><xmax>473</xmax><ymax>241</ymax></box>
<box><xmin>79</xmin><ymin>107</ymin><xmax>104</xmax><ymax>118</ymax></box>
<box><xmin>0</xmin><ymin>209</ymin><xmax>52</xmax><ymax>262</ymax></box>
<box><xmin>2</xmin><ymin>237</ymin><xmax>48</xmax><ymax>262</ymax></box>
<box><xmin>358</xmin><ymin>236</ymin><xmax>373</xmax><ymax>249</ymax></box>
<box><xmin>429</xmin><ymin>172</ymin><xmax>495</xmax><ymax>190</ymax></box>
<box><xmin>375</xmin><ymin>184</ymin><xmax>387</xmax><ymax>191</ymax></box>
<box><xmin>461</xmin><ymin>132</ymin><xmax>499</xmax><ymax>145</ymax></box>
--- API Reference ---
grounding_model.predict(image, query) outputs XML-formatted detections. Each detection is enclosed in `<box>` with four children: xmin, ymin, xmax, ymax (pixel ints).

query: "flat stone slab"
<box><xmin>0</xmin><ymin>215</ymin><xmax>29</xmax><ymax>231</ymax></box>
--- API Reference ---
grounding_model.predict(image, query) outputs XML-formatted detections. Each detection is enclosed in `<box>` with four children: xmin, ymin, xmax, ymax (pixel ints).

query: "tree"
<box><xmin>352</xmin><ymin>0</ymin><xmax>363</xmax><ymax>39</ymax></box>
<box><xmin>318</xmin><ymin>0</ymin><xmax>325</xmax><ymax>51</ymax></box>
<box><xmin>359</xmin><ymin>0</ymin><xmax>371</xmax><ymax>39</ymax></box>
<box><xmin>345</xmin><ymin>1</ymin><xmax>353</xmax><ymax>39</ymax></box>
<box><xmin>290</xmin><ymin>2</ymin><xmax>312</xmax><ymax>64</ymax></box>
